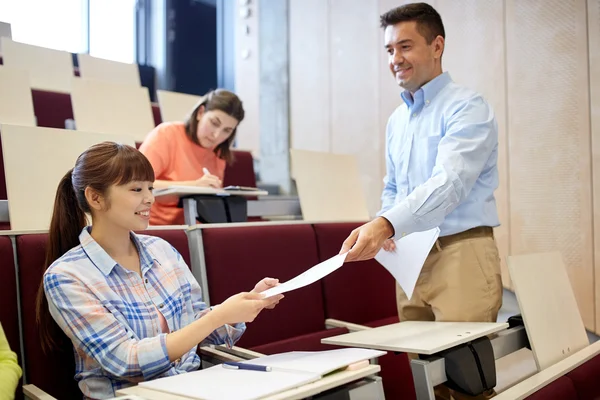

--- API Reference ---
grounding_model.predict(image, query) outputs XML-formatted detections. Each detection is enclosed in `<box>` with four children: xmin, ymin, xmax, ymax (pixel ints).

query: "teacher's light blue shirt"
<box><xmin>378</xmin><ymin>72</ymin><xmax>500</xmax><ymax>238</ymax></box>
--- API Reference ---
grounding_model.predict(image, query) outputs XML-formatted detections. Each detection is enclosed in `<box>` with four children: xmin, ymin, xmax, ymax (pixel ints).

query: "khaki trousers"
<box><xmin>397</xmin><ymin>227</ymin><xmax>503</xmax><ymax>400</ymax></box>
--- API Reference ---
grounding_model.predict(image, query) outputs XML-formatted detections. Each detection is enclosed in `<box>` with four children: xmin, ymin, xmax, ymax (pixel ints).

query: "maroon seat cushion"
<box><xmin>313</xmin><ymin>222</ymin><xmax>397</xmax><ymax>324</ymax></box>
<box><xmin>137</xmin><ymin>229</ymin><xmax>191</xmax><ymax>269</ymax></box>
<box><xmin>525</xmin><ymin>376</ymin><xmax>578</xmax><ymax>399</ymax></box>
<box><xmin>567</xmin><ymin>353</ymin><xmax>600</xmax><ymax>399</ymax></box>
<box><xmin>251</xmin><ymin>327</ymin><xmax>349</xmax><ymax>355</ymax></box>
<box><xmin>0</xmin><ymin>236</ymin><xmax>21</xmax><ymax>363</ymax></box>
<box><xmin>201</xmin><ymin>224</ymin><xmax>324</xmax><ymax>348</ymax></box>
<box><xmin>31</xmin><ymin>90</ymin><xmax>74</xmax><ymax>129</ymax></box>
<box><xmin>223</xmin><ymin>150</ymin><xmax>256</xmax><ymax>188</ymax></box>
<box><xmin>17</xmin><ymin>234</ymin><xmax>80</xmax><ymax>399</ymax></box>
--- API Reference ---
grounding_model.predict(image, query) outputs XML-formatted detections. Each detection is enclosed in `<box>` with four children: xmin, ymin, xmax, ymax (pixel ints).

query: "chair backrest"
<box><xmin>31</xmin><ymin>89</ymin><xmax>74</xmax><ymax>129</ymax></box>
<box><xmin>508</xmin><ymin>252</ymin><xmax>590</xmax><ymax>371</ymax></box>
<box><xmin>0</xmin><ymin>124</ymin><xmax>134</xmax><ymax>230</ymax></box>
<box><xmin>313</xmin><ymin>222</ymin><xmax>398</xmax><ymax>324</ymax></box>
<box><xmin>0</xmin><ymin>21</ymin><xmax>11</xmax><ymax>46</ymax></box>
<box><xmin>290</xmin><ymin>149</ymin><xmax>370</xmax><ymax>221</ymax></box>
<box><xmin>223</xmin><ymin>150</ymin><xmax>257</xmax><ymax>188</ymax></box>
<box><xmin>1</xmin><ymin>38</ymin><xmax>73</xmax><ymax>93</ymax></box>
<box><xmin>77</xmin><ymin>54</ymin><xmax>141</xmax><ymax>87</ymax></box>
<box><xmin>156</xmin><ymin>90</ymin><xmax>202</xmax><ymax>123</ymax></box>
<box><xmin>71</xmin><ymin>78</ymin><xmax>155</xmax><ymax>142</ymax></box>
<box><xmin>200</xmin><ymin>224</ymin><xmax>325</xmax><ymax>348</ymax></box>
<box><xmin>17</xmin><ymin>233</ymin><xmax>81</xmax><ymax>399</ymax></box>
<box><xmin>0</xmin><ymin>66</ymin><xmax>36</xmax><ymax>126</ymax></box>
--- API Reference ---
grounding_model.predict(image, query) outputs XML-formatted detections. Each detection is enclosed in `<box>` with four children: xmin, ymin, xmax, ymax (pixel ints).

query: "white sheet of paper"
<box><xmin>139</xmin><ymin>364</ymin><xmax>318</xmax><ymax>400</ymax></box>
<box><xmin>262</xmin><ymin>253</ymin><xmax>348</xmax><ymax>298</ymax></box>
<box><xmin>240</xmin><ymin>348</ymin><xmax>386</xmax><ymax>375</ymax></box>
<box><xmin>374</xmin><ymin>227</ymin><xmax>440</xmax><ymax>300</ymax></box>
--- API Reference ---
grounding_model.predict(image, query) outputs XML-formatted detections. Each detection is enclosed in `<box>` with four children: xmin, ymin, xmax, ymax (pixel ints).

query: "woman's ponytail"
<box><xmin>36</xmin><ymin>168</ymin><xmax>86</xmax><ymax>353</ymax></box>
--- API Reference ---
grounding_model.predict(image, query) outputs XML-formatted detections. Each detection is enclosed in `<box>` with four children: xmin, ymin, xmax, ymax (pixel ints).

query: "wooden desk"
<box><xmin>322</xmin><ymin>321</ymin><xmax>508</xmax><ymax>355</ymax></box>
<box><xmin>494</xmin><ymin>340</ymin><xmax>600</xmax><ymax>399</ymax></box>
<box><xmin>115</xmin><ymin>364</ymin><xmax>382</xmax><ymax>400</ymax></box>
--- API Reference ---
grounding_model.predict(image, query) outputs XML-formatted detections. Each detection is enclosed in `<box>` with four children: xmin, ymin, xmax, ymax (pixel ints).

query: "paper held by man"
<box><xmin>261</xmin><ymin>227</ymin><xmax>440</xmax><ymax>300</ymax></box>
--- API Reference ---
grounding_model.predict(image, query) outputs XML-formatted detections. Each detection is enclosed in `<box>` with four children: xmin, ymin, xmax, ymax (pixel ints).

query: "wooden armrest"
<box><xmin>325</xmin><ymin>318</ymin><xmax>373</xmax><ymax>332</ymax></box>
<box><xmin>199</xmin><ymin>346</ymin><xmax>244</xmax><ymax>363</ymax></box>
<box><xmin>495</xmin><ymin>340</ymin><xmax>600</xmax><ymax>399</ymax></box>
<box><xmin>214</xmin><ymin>345</ymin><xmax>265</xmax><ymax>359</ymax></box>
<box><xmin>23</xmin><ymin>384</ymin><xmax>57</xmax><ymax>400</ymax></box>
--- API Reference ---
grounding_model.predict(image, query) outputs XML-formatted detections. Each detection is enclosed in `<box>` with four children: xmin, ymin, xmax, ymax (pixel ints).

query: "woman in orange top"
<box><xmin>139</xmin><ymin>89</ymin><xmax>244</xmax><ymax>225</ymax></box>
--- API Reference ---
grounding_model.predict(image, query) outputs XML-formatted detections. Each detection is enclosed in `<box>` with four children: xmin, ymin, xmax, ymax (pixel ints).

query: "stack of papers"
<box><xmin>139</xmin><ymin>348</ymin><xmax>385</xmax><ymax>400</ymax></box>
<box><xmin>374</xmin><ymin>228</ymin><xmax>440</xmax><ymax>299</ymax></box>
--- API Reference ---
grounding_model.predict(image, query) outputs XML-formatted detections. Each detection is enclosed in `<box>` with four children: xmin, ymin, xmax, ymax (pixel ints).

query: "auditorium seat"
<box><xmin>200</xmin><ymin>224</ymin><xmax>341</xmax><ymax>350</ymax></box>
<box><xmin>31</xmin><ymin>89</ymin><xmax>73</xmax><ymax>129</ymax></box>
<box><xmin>0</xmin><ymin>235</ymin><xmax>22</xmax><ymax>398</ymax></box>
<box><xmin>223</xmin><ymin>150</ymin><xmax>257</xmax><ymax>188</ymax></box>
<box><xmin>17</xmin><ymin>233</ymin><xmax>80</xmax><ymax>399</ymax></box>
<box><xmin>314</xmin><ymin>222</ymin><xmax>415</xmax><ymax>400</ymax></box>
<box><xmin>525</xmin><ymin>376</ymin><xmax>578</xmax><ymax>399</ymax></box>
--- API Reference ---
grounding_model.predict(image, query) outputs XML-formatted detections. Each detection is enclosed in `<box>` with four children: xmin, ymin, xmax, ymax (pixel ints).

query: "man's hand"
<box><xmin>382</xmin><ymin>239</ymin><xmax>396</xmax><ymax>252</ymax></box>
<box><xmin>339</xmin><ymin>217</ymin><xmax>395</xmax><ymax>262</ymax></box>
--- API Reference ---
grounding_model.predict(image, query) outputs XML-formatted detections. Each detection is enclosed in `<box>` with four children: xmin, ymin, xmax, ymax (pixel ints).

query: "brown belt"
<box><xmin>434</xmin><ymin>226</ymin><xmax>494</xmax><ymax>251</ymax></box>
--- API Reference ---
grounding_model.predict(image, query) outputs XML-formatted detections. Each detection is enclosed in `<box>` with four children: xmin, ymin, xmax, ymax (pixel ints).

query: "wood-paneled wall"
<box><xmin>287</xmin><ymin>0</ymin><xmax>599</xmax><ymax>333</ymax></box>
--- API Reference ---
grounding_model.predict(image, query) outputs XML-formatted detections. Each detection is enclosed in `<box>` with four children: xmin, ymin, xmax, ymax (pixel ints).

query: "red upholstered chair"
<box><xmin>566</xmin><ymin>353</ymin><xmax>600</xmax><ymax>399</ymax></box>
<box><xmin>17</xmin><ymin>233</ymin><xmax>80</xmax><ymax>399</ymax></box>
<box><xmin>200</xmin><ymin>224</ymin><xmax>345</xmax><ymax>351</ymax></box>
<box><xmin>223</xmin><ymin>150</ymin><xmax>256</xmax><ymax>188</ymax></box>
<box><xmin>313</xmin><ymin>222</ymin><xmax>415</xmax><ymax>400</ymax></box>
<box><xmin>313</xmin><ymin>222</ymin><xmax>397</xmax><ymax>325</ymax></box>
<box><xmin>0</xmin><ymin>236</ymin><xmax>22</xmax><ymax>398</ymax></box>
<box><xmin>31</xmin><ymin>90</ymin><xmax>74</xmax><ymax>129</ymax></box>
<box><xmin>524</xmin><ymin>376</ymin><xmax>579</xmax><ymax>399</ymax></box>
<box><xmin>151</xmin><ymin>103</ymin><xmax>162</xmax><ymax>127</ymax></box>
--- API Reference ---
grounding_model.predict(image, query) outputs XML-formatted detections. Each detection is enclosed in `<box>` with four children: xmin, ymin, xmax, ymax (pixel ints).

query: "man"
<box><xmin>340</xmin><ymin>3</ymin><xmax>502</xmax><ymax>399</ymax></box>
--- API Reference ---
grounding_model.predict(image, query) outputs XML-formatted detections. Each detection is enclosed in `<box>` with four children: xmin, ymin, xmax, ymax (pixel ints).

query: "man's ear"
<box><xmin>433</xmin><ymin>35</ymin><xmax>445</xmax><ymax>59</ymax></box>
<box><xmin>84</xmin><ymin>187</ymin><xmax>105</xmax><ymax>212</ymax></box>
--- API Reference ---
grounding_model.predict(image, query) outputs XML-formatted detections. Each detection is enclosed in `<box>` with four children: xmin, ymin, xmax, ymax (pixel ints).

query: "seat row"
<box><xmin>3</xmin><ymin>222</ymin><xmax>600</xmax><ymax>399</ymax></box>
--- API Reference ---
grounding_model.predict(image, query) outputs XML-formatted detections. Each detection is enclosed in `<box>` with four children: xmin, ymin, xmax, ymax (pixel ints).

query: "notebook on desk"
<box><xmin>223</xmin><ymin>185</ymin><xmax>260</xmax><ymax>191</ymax></box>
<box><xmin>138</xmin><ymin>348</ymin><xmax>385</xmax><ymax>400</ymax></box>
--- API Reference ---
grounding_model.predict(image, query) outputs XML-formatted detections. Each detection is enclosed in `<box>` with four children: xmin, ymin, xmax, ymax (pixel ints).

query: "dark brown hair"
<box><xmin>36</xmin><ymin>142</ymin><xmax>155</xmax><ymax>352</ymax></box>
<box><xmin>380</xmin><ymin>2</ymin><xmax>445</xmax><ymax>44</ymax></box>
<box><xmin>184</xmin><ymin>89</ymin><xmax>245</xmax><ymax>164</ymax></box>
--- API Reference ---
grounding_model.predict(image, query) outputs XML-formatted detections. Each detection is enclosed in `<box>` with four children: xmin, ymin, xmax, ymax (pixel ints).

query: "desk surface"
<box><xmin>115</xmin><ymin>364</ymin><xmax>380</xmax><ymax>400</ymax></box>
<box><xmin>153</xmin><ymin>186</ymin><xmax>268</xmax><ymax>203</ymax></box>
<box><xmin>322</xmin><ymin>321</ymin><xmax>508</xmax><ymax>355</ymax></box>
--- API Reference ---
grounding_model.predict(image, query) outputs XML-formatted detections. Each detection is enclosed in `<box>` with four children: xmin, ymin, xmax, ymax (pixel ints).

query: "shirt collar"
<box><xmin>401</xmin><ymin>71</ymin><xmax>452</xmax><ymax>108</ymax></box>
<box><xmin>79</xmin><ymin>226</ymin><xmax>160</xmax><ymax>276</ymax></box>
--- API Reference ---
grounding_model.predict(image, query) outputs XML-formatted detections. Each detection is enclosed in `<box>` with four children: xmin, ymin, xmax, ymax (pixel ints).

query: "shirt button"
<box><xmin>145</xmin><ymin>278</ymin><xmax>149</xmax><ymax>284</ymax></box>
<box><xmin>412</xmin><ymin>113</ymin><xmax>417</xmax><ymax>117</ymax></box>
<box><xmin>159</xmin><ymin>303</ymin><xmax>164</xmax><ymax>309</ymax></box>
<box><xmin>425</xmin><ymin>100</ymin><xmax>430</xmax><ymax>105</ymax></box>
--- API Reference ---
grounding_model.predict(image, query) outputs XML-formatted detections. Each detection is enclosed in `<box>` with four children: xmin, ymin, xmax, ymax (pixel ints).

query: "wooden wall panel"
<box><xmin>234</xmin><ymin>0</ymin><xmax>260</xmax><ymax>152</ymax></box>
<box><xmin>506</xmin><ymin>0</ymin><xmax>594</xmax><ymax>330</ymax></box>
<box><xmin>289</xmin><ymin>0</ymin><xmax>330</xmax><ymax>153</ymax></box>
<box><xmin>330</xmin><ymin>0</ymin><xmax>381</xmax><ymax>217</ymax></box>
<box><xmin>588</xmin><ymin>0</ymin><xmax>600</xmax><ymax>331</ymax></box>
<box><xmin>435</xmin><ymin>0</ymin><xmax>512</xmax><ymax>288</ymax></box>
